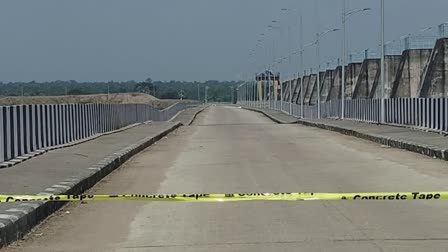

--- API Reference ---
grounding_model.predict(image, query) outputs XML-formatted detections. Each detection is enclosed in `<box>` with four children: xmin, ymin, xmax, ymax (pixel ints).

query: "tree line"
<box><xmin>0</xmin><ymin>79</ymin><xmax>240</xmax><ymax>102</ymax></box>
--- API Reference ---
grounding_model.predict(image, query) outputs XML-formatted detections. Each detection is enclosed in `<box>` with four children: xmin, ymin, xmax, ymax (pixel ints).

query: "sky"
<box><xmin>0</xmin><ymin>0</ymin><xmax>447</xmax><ymax>82</ymax></box>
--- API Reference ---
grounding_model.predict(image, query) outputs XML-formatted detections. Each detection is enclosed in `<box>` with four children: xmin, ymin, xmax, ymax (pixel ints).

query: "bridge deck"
<box><xmin>251</xmin><ymin>107</ymin><xmax>448</xmax><ymax>160</ymax></box>
<box><xmin>7</xmin><ymin>105</ymin><xmax>448</xmax><ymax>251</ymax></box>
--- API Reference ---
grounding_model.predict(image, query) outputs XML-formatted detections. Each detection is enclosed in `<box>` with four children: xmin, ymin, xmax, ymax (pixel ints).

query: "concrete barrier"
<box><xmin>303</xmin><ymin>74</ymin><xmax>316</xmax><ymax>104</ymax></box>
<box><xmin>292</xmin><ymin>78</ymin><xmax>301</xmax><ymax>104</ymax></box>
<box><xmin>321</xmin><ymin>70</ymin><xmax>335</xmax><ymax>102</ymax></box>
<box><xmin>328</xmin><ymin>66</ymin><xmax>343</xmax><ymax>101</ymax></box>
<box><xmin>419</xmin><ymin>38</ymin><xmax>448</xmax><ymax>97</ymax></box>
<box><xmin>371</xmin><ymin>55</ymin><xmax>401</xmax><ymax>99</ymax></box>
<box><xmin>345</xmin><ymin>63</ymin><xmax>363</xmax><ymax>99</ymax></box>
<box><xmin>309</xmin><ymin>72</ymin><xmax>325</xmax><ymax>105</ymax></box>
<box><xmin>0</xmin><ymin>103</ymin><xmax>186</xmax><ymax>165</ymax></box>
<box><xmin>392</xmin><ymin>49</ymin><xmax>432</xmax><ymax>98</ymax></box>
<box><xmin>353</xmin><ymin>59</ymin><xmax>380</xmax><ymax>99</ymax></box>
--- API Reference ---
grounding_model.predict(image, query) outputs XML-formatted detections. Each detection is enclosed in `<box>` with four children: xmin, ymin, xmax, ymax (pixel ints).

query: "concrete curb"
<box><xmin>0</xmin><ymin>122</ymin><xmax>183</xmax><ymax>248</ymax></box>
<box><xmin>187</xmin><ymin>106</ymin><xmax>207</xmax><ymax>126</ymax></box>
<box><xmin>245</xmin><ymin>106</ymin><xmax>448</xmax><ymax>162</ymax></box>
<box><xmin>296</xmin><ymin>119</ymin><xmax>448</xmax><ymax>161</ymax></box>
<box><xmin>242</xmin><ymin>107</ymin><xmax>298</xmax><ymax>124</ymax></box>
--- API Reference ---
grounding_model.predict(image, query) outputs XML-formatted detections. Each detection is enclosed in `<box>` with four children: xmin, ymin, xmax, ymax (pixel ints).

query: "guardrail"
<box><xmin>240</xmin><ymin>98</ymin><xmax>448</xmax><ymax>133</ymax></box>
<box><xmin>0</xmin><ymin>102</ymin><xmax>186</xmax><ymax>163</ymax></box>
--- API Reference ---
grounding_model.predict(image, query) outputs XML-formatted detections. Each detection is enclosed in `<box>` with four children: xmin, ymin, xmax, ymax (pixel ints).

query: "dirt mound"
<box><xmin>0</xmin><ymin>93</ymin><xmax>179</xmax><ymax>108</ymax></box>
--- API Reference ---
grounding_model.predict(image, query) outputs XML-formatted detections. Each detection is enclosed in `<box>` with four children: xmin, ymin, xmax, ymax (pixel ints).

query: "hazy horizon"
<box><xmin>0</xmin><ymin>0</ymin><xmax>447</xmax><ymax>82</ymax></box>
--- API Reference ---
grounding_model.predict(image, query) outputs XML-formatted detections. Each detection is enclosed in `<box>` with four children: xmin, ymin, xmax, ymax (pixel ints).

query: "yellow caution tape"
<box><xmin>0</xmin><ymin>192</ymin><xmax>447</xmax><ymax>202</ymax></box>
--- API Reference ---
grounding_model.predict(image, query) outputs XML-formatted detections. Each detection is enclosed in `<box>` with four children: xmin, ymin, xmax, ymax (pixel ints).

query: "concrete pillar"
<box><xmin>320</xmin><ymin>70</ymin><xmax>335</xmax><ymax>102</ymax></box>
<box><xmin>257</xmin><ymin>81</ymin><xmax>262</xmax><ymax>102</ymax></box>
<box><xmin>353</xmin><ymin>59</ymin><xmax>380</xmax><ymax>99</ymax></box>
<box><xmin>291</xmin><ymin>78</ymin><xmax>301</xmax><ymax>104</ymax></box>
<box><xmin>419</xmin><ymin>38</ymin><xmax>448</xmax><ymax>97</ymax></box>
<box><xmin>304</xmin><ymin>74</ymin><xmax>316</xmax><ymax>104</ymax></box>
<box><xmin>328</xmin><ymin>66</ymin><xmax>343</xmax><ymax>101</ymax></box>
<box><xmin>345</xmin><ymin>63</ymin><xmax>363</xmax><ymax>99</ymax></box>
<box><xmin>371</xmin><ymin>55</ymin><xmax>401</xmax><ymax>99</ymax></box>
<box><xmin>273</xmin><ymin>79</ymin><xmax>279</xmax><ymax>100</ymax></box>
<box><xmin>282</xmin><ymin>81</ymin><xmax>288</xmax><ymax>101</ymax></box>
<box><xmin>391</xmin><ymin>49</ymin><xmax>432</xmax><ymax>98</ymax></box>
<box><xmin>310</xmin><ymin>72</ymin><xmax>325</xmax><ymax>105</ymax></box>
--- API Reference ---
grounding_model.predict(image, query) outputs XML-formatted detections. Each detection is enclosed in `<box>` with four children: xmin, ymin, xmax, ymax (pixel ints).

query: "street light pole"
<box><xmin>197</xmin><ymin>83</ymin><xmax>200</xmax><ymax>103</ymax></box>
<box><xmin>245</xmin><ymin>81</ymin><xmax>247</xmax><ymax>105</ymax></box>
<box><xmin>205</xmin><ymin>86</ymin><xmax>209</xmax><ymax>104</ymax></box>
<box><xmin>341</xmin><ymin>5</ymin><xmax>371</xmax><ymax>119</ymax></box>
<box><xmin>254</xmin><ymin>80</ymin><xmax>257</xmax><ymax>107</ymax></box>
<box><xmin>316</xmin><ymin>33</ymin><xmax>321</xmax><ymax>119</ymax></box>
<box><xmin>341</xmin><ymin>0</ymin><xmax>346</xmax><ymax>119</ymax></box>
<box><xmin>268</xmin><ymin>70</ymin><xmax>271</xmax><ymax>109</ymax></box>
<box><xmin>301</xmin><ymin>69</ymin><xmax>304</xmax><ymax>118</ymax></box>
<box><xmin>280</xmin><ymin>75</ymin><xmax>283</xmax><ymax>112</ymax></box>
<box><xmin>380</xmin><ymin>0</ymin><xmax>385</xmax><ymax>123</ymax></box>
<box><xmin>316</xmin><ymin>28</ymin><xmax>340</xmax><ymax>119</ymax></box>
<box><xmin>247</xmin><ymin>81</ymin><xmax>250</xmax><ymax>106</ymax></box>
<box><xmin>289</xmin><ymin>76</ymin><xmax>292</xmax><ymax>115</ymax></box>
<box><xmin>263</xmin><ymin>71</ymin><xmax>266</xmax><ymax>108</ymax></box>
<box><xmin>299</xmin><ymin>14</ymin><xmax>304</xmax><ymax>119</ymax></box>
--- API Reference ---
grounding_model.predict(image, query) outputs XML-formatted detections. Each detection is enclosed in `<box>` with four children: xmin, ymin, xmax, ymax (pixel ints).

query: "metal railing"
<box><xmin>0</xmin><ymin>102</ymin><xmax>186</xmax><ymax>163</ymax></box>
<box><xmin>240</xmin><ymin>98</ymin><xmax>448</xmax><ymax>133</ymax></box>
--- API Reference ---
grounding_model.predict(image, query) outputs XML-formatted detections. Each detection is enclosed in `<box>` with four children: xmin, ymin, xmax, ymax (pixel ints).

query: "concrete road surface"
<box><xmin>6</xmin><ymin>106</ymin><xmax>448</xmax><ymax>251</ymax></box>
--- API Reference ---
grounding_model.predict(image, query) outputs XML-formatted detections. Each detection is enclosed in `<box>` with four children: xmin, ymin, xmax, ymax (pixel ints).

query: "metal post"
<box><xmin>247</xmin><ymin>82</ymin><xmax>249</xmax><ymax>106</ymax></box>
<box><xmin>248</xmin><ymin>83</ymin><xmax>250</xmax><ymax>106</ymax></box>
<box><xmin>316</xmin><ymin>33</ymin><xmax>321</xmax><ymax>119</ymax></box>
<box><xmin>249</xmin><ymin>82</ymin><xmax>251</xmax><ymax>106</ymax></box>
<box><xmin>380</xmin><ymin>0</ymin><xmax>385</xmax><ymax>123</ymax></box>
<box><xmin>263</xmin><ymin>73</ymin><xmax>266</xmax><ymax>108</ymax></box>
<box><xmin>289</xmin><ymin>77</ymin><xmax>292</xmax><ymax>115</ymax></box>
<box><xmin>197</xmin><ymin>84</ymin><xmax>200</xmax><ymax>103</ymax></box>
<box><xmin>248</xmin><ymin>82</ymin><xmax>250</xmax><ymax>106</ymax></box>
<box><xmin>255</xmin><ymin>80</ymin><xmax>257</xmax><ymax>107</ymax></box>
<box><xmin>236</xmin><ymin>87</ymin><xmax>239</xmax><ymax>104</ymax></box>
<box><xmin>280</xmin><ymin>76</ymin><xmax>283</xmax><ymax>112</ymax></box>
<box><xmin>251</xmin><ymin>82</ymin><xmax>253</xmax><ymax>106</ymax></box>
<box><xmin>254</xmin><ymin>81</ymin><xmax>256</xmax><ymax>107</ymax></box>
<box><xmin>301</xmin><ymin>70</ymin><xmax>304</xmax><ymax>118</ymax></box>
<box><xmin>268</xmin><ymin>71</ymin><xmax>271</xmax><ymax>109</ymax></box>
<box><xmin>245</xmin><ymin>82</ymin><xmax>247</xmax><ymax>106</ymax></box>
<box><xmin>341</xmin><ymin>0</ymin><xmax>346</xmax><ymax>119</ymax></box>
<box><xmin>258</xmin><ymin>75</ymin><xmax>260</xmax><ymax>107</ymax></box>
<box><xmin>299</xmin><ymin>14</ymin><xmax>304</xmax><ymax>118</ymax></box>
